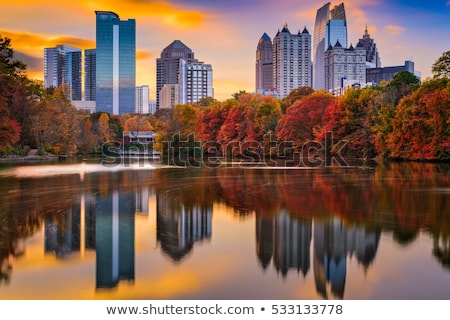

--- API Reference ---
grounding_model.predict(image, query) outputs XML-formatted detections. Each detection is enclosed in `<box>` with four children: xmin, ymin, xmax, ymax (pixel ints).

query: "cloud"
<box><xmin>81</xmin><ymin>0</ymin><xmax>208</xmax><ymax>29</ymax></box>
<box><xmin>447</xmin><ymin>0</ymin><xmax>450</xmax><ymax>6</ymax></box>
<box><xmin>136</xmin><ymin>50</ymin><xmax>153</xmax><ymax>60</ymax></box>
<box><xmin>12</xmin><ymin>50</ymin><xmax>42</xmax><ymax>71</ymax></box>
<box><xmin>0</xmin><ymin>30</ymin><xmax>95</xmax><ymax>52</ymax></box>
<box><xmin>383</xmin><ymin>24</ymin><xmax>406</xmax><ymax>36</ymax></box>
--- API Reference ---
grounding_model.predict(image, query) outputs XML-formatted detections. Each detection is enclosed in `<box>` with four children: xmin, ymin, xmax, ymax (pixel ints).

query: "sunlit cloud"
<box><xmin>384</xmin><ymin>24</ymin><xmax>406</xmax><ymax>36</ymax></box>
<box><xmin>80</xmin><ymin>0</ymin><xmax>208</xmax><ymax>29</ymax></box>
<box><xmin>136</xmin><ymin>50</ymin><xmax>153</xmax><ymax>61</ymax></box>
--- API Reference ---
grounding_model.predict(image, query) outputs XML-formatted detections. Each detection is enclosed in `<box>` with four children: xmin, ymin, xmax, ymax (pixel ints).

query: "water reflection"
<box><xmin>0</xmin><ymin>162</ymin><xmax>449</xmax><ymax>299</ymax></box>
<box><xmin>157</xmin><ymin>192</ymin><xmax>212</xmax><ymax>262</ymax></box>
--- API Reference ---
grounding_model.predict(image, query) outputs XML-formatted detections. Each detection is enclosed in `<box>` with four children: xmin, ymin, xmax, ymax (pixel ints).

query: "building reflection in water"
<box><xmin>256</xmin><ymin>211</ymin><xmax>311</xmax><ymax>277</ymax></box>
<box><xmin>156</xmin><ymin>193</ymin><xmax>212</xmax><ymax>262</ymax></box>
<box><xmin>256</xmin><ymin>213</ymin><xmax>380</xmax><ymax>299</ymax></box>
<box><xmin>44</xmin><ymin>188</ymin><xmax>138</xmax><ymax>289</ymax></box>
<box><xmin>95</xmin><ymin>190</ymin><xmax>135</xmax><ymax>289</ymax></box>
<box><xmin>313</xmin><ymin>218</ymin><xmax>380</xmax><ymax>299</ymax></box>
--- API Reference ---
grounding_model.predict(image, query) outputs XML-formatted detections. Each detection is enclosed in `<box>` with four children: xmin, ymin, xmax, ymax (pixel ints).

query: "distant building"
<box><xmin>95</xmin><ymin>11</ymin><xmax>136</xmax><ymax>115</ymax></box>
<box><xmin>178</xmin><ymin>59</ymin><xmax>213</xmax><ymax>105</ymax></box>
<box><xmin>313</xmin><ymin>2</ymin><xmax>348</xmax><ymax>90</ymax></box>
<box><xmin>135</xmin><ymin>86</ymin><xmax>149</xmax><ymax>114</ymax></box>
<box><xmin>160</xmin><ymin>84</ymin><xmax>179</xmax><ymax>109</ymax></box>
<box><xmin>44</xmin><ymin>45</ymin><xmax>82</xmax><ymax>101</ymax></box>
<box><xmin>366</xmin><ymin>60</ymin><xmax>420</xmax><ymax>84</ymax></box>
<box><xmin>256</xmin><ymin>33</ymin><xmax>274</xmax><ymax>92</ymax></box>
<box><xmin>84</xmin><ymin>49</ymin><xmax>96</xmax><ymax>101</ymax></box>
<box><xmin>272</xmin><ymin>24</ymin><xmax>312</xmax><ymax>99</ymax></box>
<box><xmin>359</xmin><ymin>26</ymin><xmax>381</xmax><ymax>68</ymax></box>
<box><xmin>123</xmin><ymin>131</ymin><xmax>155</xmax><ymax>144</ymax></box>
<box><xmin>324</xmin><ymin>40</ymin><xmax>366</xmax><ymax>94</ymax></box>
<box><xmin>148</xmin><ymin>100</ymin><xmax>157</xmax><ymax>114</ymax></box>
<box><xmin>72</xmin><ymin>100</ymin><xmax>96</xmax><ymax>113</ymax></box>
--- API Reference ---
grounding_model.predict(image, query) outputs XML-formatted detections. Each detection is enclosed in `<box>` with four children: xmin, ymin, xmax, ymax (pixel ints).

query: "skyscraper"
<box><xmin>313</xmin><ymin>2</ymin><xmax>347</xmax><ymax>90</ymax></box>
<box><xmin>95</xmin><ymin>11</ymin><xmax>136</xmax><ymax>115</ymax></box>
<box><xmin>84</xmin><ymin>49</ymin><xmax>96</xmax><ymax>101</ymax></box>
<box><xmin>359</xmin><ymin>26</ymin><xmax>381</xmax><ymax>68</ymax></box>
<box><xmin>178</xmin><ymin>59</ymin><xmax>213</xmax><ymax>105</ymax></box>
<box><xmin>255</xmin><ymin>33</ymin><xmax>273</xmax><ymax>93</ymax></box>
<box><xmin>156</xmin><ymin>40</ymin><xmax>196</xmax><ymax>109</ymax></box>
<box><xmin>272</xmin><ymin>25</ymin><xmax>312</xmax><ymax>99</ymax></box>
<box><xmin>44</xmin><ymin>45</ymin><xmax>82</xmax><ymax>100</ymax></box>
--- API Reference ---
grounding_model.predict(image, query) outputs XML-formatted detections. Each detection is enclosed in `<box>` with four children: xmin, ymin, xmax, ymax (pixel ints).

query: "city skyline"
<box><xmin>1</xmin><ymin>1</ymin><xmax>450</xmax><ymax>101</ymax></box>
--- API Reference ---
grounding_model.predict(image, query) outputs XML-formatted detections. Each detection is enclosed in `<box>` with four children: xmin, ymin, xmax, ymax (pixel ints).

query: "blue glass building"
<box><xmin>313</xmin><ymin>3</ymin><xmax>347</xmax><ymax>90</ymax></box>
<box><xmin>96</xmin><ymin>11</ymin><xmax>136</xmax><ymax>115</ymax></box>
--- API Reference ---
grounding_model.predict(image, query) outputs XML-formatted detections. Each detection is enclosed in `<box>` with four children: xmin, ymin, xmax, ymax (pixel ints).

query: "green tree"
<box><xmin>432</xmin><ymin>50</ymin><xmax>450</xmax><ymax>79</ymax></box>
<box><xmin>0</xmin><ymin>36</ymin><xmax>26</xmax><ymax>77</ymax></box>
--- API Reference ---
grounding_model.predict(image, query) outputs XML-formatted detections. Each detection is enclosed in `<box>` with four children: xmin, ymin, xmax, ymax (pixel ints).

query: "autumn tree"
<box><xmin>0</xmin><ymin>36</ymin><xmax>27</xmax><ymax>153</ymax></box>
<box><xmin>276</xmin><ymin>91</ymin><xmax>335</xmax><ymax>145</ymax></box>
<box><xmin>123</xmin><ymin>114</ymin><xmax>153</xmax><ymax>137</ymax></box>
<box><xmin>282</xmin><ymin>86</ymin><xmax>314</xmax><ymax>112</ymax></box>
<box><xmin>386</xmin><ymin>78</ymin><xmax>450</xmax><ymax>160</ymax></box>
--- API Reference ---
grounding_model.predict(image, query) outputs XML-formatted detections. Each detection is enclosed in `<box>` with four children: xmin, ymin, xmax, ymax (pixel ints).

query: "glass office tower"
<box><xmin>313</xmin><ymin>2</ymin><xmax>347</xmax><ymax>90</ymax></box>
<box><xmin>44</xmin><ymin>45</ymin><xmax>82</xmax><ymax>101</ymax></box>
<box><xmin>96</xmin><ymin>11</ymin><xmax>136</xmax><ymax>115</ymax></box>
<box><xmin>84</xmin><ymin>49</ymin><xmax>96</xmax><ymax>101</ymax></box>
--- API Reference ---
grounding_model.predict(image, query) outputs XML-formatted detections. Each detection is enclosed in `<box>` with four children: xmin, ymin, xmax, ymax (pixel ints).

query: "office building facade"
<box><xmin>272</xmin><ymin>25</ymin><xmax>312</xmax><ymax>99</ymax></box>
<box><xmin>313</xmin><ymin>2</ymin><xmax>347</xmax><ymax>90</ymax></box>
<box><xmin>135</xmin><ymin>85</ymin><xmax>149</xmax><ymax>114</ymax></box>
<box><xmin>96</xmin><ymin>11</ymin><xmax>136</xmax><ymax>115</ymax></box>
<box><xmin>366</xmin><ymin>60</ymin><xmax>419</xmax><ymax>84</ymax></box>
<box><xmin>178</xmin><ymin>59</ymin><xmax>213</xmax><ymax>105</ymax></box>
<box><xmin>84</xmin><ymin>49</ymin><xmax>96</xmax><ymax>101</ymax></box>
<box><xmin>324</xmin><ymin>41</ymin><xmax>366</xmax><ymax>94</ymax></box>
<box><xmin>160</xmin><ymin>84</ymin><xmax>179</xmax><ymax>109</ymax></box>
<box><xmin>44</xmin><ymin>45</ymin><xmax>82</xmax><ymax>101</ymax></box>
<box><xmin>256</xmin><ymin>33</ymin><xmax>274</xmax><ymax>93</ymax></box>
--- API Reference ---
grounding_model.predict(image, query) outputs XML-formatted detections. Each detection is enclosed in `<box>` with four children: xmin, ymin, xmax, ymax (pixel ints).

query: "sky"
<box><xmin>1</xmin><ymin>0</ymin><xmax>450</xmax><ymax>101</ymax></box>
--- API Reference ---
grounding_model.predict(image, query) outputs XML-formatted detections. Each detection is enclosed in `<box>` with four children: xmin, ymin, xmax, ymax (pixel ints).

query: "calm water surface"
<box><xmin>0</xmin><ymin>160</ymin><xmax>449</xmax><ymax>299</ymax></box>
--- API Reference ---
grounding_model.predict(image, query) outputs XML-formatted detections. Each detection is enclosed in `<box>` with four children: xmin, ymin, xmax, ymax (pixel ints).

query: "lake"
<box><xmin>0</xmin><ymin>160</ymin><xmax>449</xmax><ymax>299</ymax></box>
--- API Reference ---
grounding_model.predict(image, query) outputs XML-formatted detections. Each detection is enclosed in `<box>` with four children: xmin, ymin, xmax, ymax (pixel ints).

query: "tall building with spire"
<box><xmin>255</xmin><ymin>33</ymin><xmax>273</xmax><ymax>93</ymax></box>
<box><xmin>272</xmin><ymin>24</ymin><xmax>312</xmax><ymax>99</ymax></box>
<box><xmin>313</xmin><ymin>2</ymin><xmax>348</xmax><ymax>90</ymax></box>
<box><xmin>95</xmin><ymin>11</ymin><xmax>136</xmax><ymax>115</ymax></box>
<box><xmin>359</xmin><ymin>26</ymin><xmax>381</xmax><ymax>68</ymax></box>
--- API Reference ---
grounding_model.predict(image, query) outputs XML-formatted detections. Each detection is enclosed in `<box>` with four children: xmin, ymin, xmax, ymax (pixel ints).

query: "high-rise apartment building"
<box><xmin>313</xmin><ymin>2</ymin><xmax>347</xmax><ymax>90</ymax></box>
<box><xmin>156</xmin><ymin>40</ymin><xmax>196</xmax><ymax>110</ymax></box>
<box><xmin>324</xmin><ymin>41</ymin><xmax>366</xmax><ymax>94</ymax></box>
<box><xmin>135</xmin><ymin>85</ymin><xmax>149</xmax><ymax>114</ymax></box>
<box><xmin>84</xmin><ymin>49</ymin><xmax>96</xmax><ymax>101</ymax></box>
<box><xmin>178</xmin><ymin>59</ymin><xmax>213</xmax><ymax>105</ymax></box>
<box><xmin>359</xmin><ymin>26</ymin><xmax>381</xmax><ymax>68</ymax></box>
<box><xmin>44</xmin><ymin>45</ymin><xmax>82</xmax><ymax>100</ymax></box>
<box><xmin>95</xmin><ymin>11</ymin><xmax>136</xmax><ymax>115</ymax></box>
<box><xmin>272</xmin><ymin>25</ymin><xmax>312</xmax><ymax>99</ymax></box>
<box><xmin>255</xmin><ymin>33</ymin><xmax>274</xmax><ymax>93</ymax></box>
